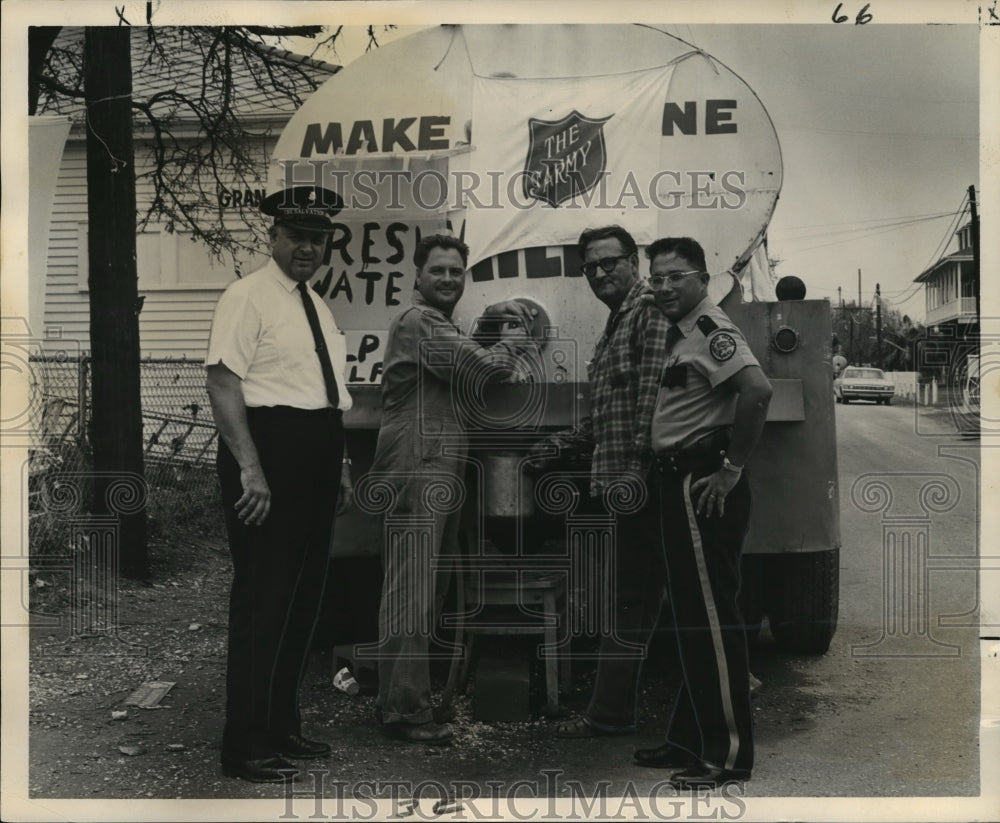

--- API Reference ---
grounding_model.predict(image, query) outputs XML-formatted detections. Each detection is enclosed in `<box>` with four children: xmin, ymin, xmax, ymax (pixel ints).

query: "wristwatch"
<box><xmin>721</xmin><ymin>457</ymin><xmax>742</xmax><ymax>474</ymax></box>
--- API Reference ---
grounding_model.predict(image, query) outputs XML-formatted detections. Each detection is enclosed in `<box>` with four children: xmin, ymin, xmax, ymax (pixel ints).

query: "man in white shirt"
<box><xmin>206</xmin><ymin>185</ymin><xmax>353</xmax><ymax>783</ymax></box>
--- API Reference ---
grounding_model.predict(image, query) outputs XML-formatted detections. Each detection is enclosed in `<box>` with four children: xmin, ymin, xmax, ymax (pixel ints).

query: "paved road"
<box><xmin>733</xmin><ymin>399</ymin><xmax>982</xmax><ymax>797</ymax></box>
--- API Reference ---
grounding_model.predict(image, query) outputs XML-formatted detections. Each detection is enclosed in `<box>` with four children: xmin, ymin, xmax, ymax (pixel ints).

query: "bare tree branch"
<box><xmin>32</xmin><ymin>25</ymin><xmax>351</xmax><ymax>270</ymax></box>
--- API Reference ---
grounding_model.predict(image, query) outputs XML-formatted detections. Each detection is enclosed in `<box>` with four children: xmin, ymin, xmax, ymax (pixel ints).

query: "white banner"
<box><xmin>466</xmin><ymin>67</ymin><xmax>675</xmax><ymax>266</ymax></box>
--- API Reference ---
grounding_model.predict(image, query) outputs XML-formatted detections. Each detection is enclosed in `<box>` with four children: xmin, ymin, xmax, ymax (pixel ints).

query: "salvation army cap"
<box><xmin>260</xmin><ymin>185</ymin><xmax>344</xmax><ymax>232</ymax></box>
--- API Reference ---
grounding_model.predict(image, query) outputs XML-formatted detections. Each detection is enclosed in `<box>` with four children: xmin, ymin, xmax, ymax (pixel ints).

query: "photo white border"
<box><xmin>3</xmin><ymin>2</ymin><xmax>997</xmax><ymax>821</ymax></box>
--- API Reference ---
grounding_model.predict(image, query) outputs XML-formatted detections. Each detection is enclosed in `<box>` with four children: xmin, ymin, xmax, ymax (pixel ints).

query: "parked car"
<box><xmin>834</xmin><ymin>366</ymin><xmax>895</xmax><ymax>405</ymax></box>
<box><xmin>963</xmin><ymin>355</ymin><xmax>980</xmax><ymax>411</ymax></box>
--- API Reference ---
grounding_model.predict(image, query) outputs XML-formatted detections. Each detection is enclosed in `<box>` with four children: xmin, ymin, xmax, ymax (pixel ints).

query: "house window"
<box><xmin>77</xmin><ymin>225</ymin><xmax>175</xmax><ymax>289</ymax></box>
<box><xmin>76</xmin><ymin>224</ymin><xmax>265</xmax><ymax>290</ymax></box>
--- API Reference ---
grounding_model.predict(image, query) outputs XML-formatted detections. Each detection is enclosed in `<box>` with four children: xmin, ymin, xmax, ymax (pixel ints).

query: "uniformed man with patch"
<box><xmin>206</xmin><ymin>185</ymin><xmax>353</xmax><ymax>783</ymax></box>
<box><xmin>633</xmin><ymin>237</ymin><xmax>772</xmax><ymax>789</ymax></box>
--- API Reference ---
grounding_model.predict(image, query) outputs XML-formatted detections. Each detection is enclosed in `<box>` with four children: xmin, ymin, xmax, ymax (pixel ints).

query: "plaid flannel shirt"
<box><xmin>545</xmin><ymin>279</ymin><xmax>672</xmax><ymax>496</ymax></box>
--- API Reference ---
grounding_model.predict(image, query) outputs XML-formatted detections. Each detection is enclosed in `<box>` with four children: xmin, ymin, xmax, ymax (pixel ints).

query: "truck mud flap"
<box><xmin>765</xmin><ymin>548</ymin><xmax>840</xmax><ymax>654</ymax></box>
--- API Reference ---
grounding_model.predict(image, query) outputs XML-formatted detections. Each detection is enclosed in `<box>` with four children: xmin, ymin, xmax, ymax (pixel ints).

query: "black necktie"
<box><xmin>296</xmin><ymin>282</ymin><xmax>341</xmax><ymax>409</ymax></box>
<box><xmin>665</xmin><ymin>324</ymin><xmax>683</xmax><ymax>353</ymax></box>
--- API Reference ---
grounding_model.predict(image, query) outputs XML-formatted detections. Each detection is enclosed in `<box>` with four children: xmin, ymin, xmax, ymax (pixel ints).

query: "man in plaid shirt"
<box><xmin>530</xmin><ymin>225</ymin><xmax>672</xmax><ymax>737</ymax></box>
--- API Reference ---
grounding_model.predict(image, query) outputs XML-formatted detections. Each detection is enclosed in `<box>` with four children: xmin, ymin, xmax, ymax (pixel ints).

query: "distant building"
<box><xmin>913</xmin><ymin>221</ymin><xmax>978</xmax><ymax>336</ymax></box>
<box><xmin>34</xmin><ymin>28</ymin><xmax>339</xmax><ymax>359</ymax></box>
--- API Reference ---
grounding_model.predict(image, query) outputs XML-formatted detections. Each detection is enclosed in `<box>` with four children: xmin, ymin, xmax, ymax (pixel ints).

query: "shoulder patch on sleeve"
<box><xmin>696</xmin><ymin>314</ymin><xmax>719</xmax><ymax>336</ymax></box>
<box><xmin>709</xmin><ymin>332</ymin><xmax>737</xmax><ymax>362</ymax></box>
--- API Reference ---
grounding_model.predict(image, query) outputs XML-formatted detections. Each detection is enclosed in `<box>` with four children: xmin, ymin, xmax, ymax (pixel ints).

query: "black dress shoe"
<box><xmin>668</xmin><ymin>765</ymin><xmax>751</xmax><ymax>789</ymax></box>
<box><xmin>221</xmin><ymin>756</ymin><xmax>301</xmax><ymax>783</ymax></box>
<box><xmin>271</xmin><ymin>734</ymin><xmax>332</xmax><ymax>759</ymax></box>
<box><xmin>382</xmin><ymin>720</ymin><xmax>454</xmax><ymax>745</ymax></box>
<box><xmin>433</xmin><ymin>704</ymin><xmax>456</xmax><ymax>724</ymax></box>
<box><xmin>633</xmin><ymin>743</ymin><xmax>702</xmax><ymax>768</ymax></box>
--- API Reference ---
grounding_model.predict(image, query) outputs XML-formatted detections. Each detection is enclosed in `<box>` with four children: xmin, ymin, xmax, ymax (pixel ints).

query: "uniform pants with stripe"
<box><xmin>217</xmin><ymin>405</ymin><xmax>344</xmax><ymax>763</ymax></box>
<box><xmin>657</xmin><ymin>465</ymin><xmax>754</xmax><ymax>775</ymax></box>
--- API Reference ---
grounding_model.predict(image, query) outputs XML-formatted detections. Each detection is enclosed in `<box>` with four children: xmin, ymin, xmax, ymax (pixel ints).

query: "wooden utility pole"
<box><xmin>84</xmin><ymin>27</ymin><xmax>148</xmax><ymax>579</ymax></box>
<box><xmin>875</xmin><ymin>282</ymin><xmax>882</xmax><ymax>370</ymax></box>
<box><xmin>968</xmin><ymin>184</ymin><xmax>980</xmax><ymax>341</ymax></box>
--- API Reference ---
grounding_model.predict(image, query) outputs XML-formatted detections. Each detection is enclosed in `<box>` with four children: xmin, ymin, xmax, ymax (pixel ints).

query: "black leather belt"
<box><xmin>247</xmin><ymin>405</ymin><xmax>343</xmax><ymax>421</ymax></box>
<box><xmin>654</xmin><ymin>428</ymin><xmax>731</xmax><ymax>478</ymax></box>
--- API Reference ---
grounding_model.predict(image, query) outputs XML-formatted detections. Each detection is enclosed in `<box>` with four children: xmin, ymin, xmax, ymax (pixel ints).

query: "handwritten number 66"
<box><xmin>833</xmin><ymin>3</ymin><xmax>873</xmax><ymax>24</ymax></box>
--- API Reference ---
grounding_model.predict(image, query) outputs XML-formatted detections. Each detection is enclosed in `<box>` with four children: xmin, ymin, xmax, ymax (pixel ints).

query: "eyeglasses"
<box><xmin>581</xmin><ymin>255</ymin><xmax>630</xmax><ymax>278</ymax></box>
<box><xmin>646</xmin><ymin>270</ymin><xmax>706</xmax><ymax>288</ymax></box>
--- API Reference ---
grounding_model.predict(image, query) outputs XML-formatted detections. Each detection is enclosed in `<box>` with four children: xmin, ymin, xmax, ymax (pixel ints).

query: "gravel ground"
<box><xmin>25</xmin><ymin>525</ymin><xmax>973</xmax><ymax>809</ymax></box>
<box><xmin>25</xmin><ymin>534</ymin><xmax>697</xmax><ymax>801</ymax></box>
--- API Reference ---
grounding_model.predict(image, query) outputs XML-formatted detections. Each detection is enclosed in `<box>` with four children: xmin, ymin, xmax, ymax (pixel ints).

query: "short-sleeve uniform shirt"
<box><xmin>206</xmin><ymin>259</ymin><xmax>352</xmax><ymax>411</ymax></box>
<box><xmin>651</xmin><ymin>297</ymin><xmax>759</xmax><ymax>453</ymax></box>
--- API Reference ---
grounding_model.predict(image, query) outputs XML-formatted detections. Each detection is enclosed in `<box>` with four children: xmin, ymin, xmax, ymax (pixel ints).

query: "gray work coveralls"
<box><xmin>371</xmin><ymin>295</ymin><xmax>517</xmax><ymax>725</ymax></box>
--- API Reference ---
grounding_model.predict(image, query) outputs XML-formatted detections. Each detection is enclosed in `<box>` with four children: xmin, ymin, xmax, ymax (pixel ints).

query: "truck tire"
<box><xmin>765</xmin><ymin>548</ymin><xmax>839</xmax><ymax>654</ymax></box>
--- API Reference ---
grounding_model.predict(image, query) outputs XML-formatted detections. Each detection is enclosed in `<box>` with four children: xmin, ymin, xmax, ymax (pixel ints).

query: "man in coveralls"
<box><xmin>206</xmin><ymin>186</ymin><xmax>353</xmax><ymax>783</ymax></box>
<box><xmin>371</xmin><ymin>234</ymin><xmax>537</xmax><ymax>744</ymax></box>
<box><xmin>531</xmin><ymin>225</ymin><xmax>673</xmax><ymax>738</ymax></box>
<box><xmin>634</xmin><ymin>237</ymin><xmax>772</xmax><ymax>788</ymax></box>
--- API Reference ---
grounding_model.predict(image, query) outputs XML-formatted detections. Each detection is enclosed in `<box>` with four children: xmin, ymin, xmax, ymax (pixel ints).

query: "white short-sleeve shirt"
<box><xmin>206</xmin><ymin>259</ymin><xmax>352</xmax><ymax>411</ymax></box>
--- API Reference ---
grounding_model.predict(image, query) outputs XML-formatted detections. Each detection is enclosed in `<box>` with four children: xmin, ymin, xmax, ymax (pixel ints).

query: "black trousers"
<box><xmin>586</xmin><ymin>482</ymin><xmax>666</xmax><ymax>730</ymax></box>
<box><xmin>656</xmin><ymin>454</ymin><xmax>754</xmax><ymax>775</ymax></box>
<box><xmin>217</xmin><ymin>405</ymin><xmax>344</xmax><ymax>762</ymax></box>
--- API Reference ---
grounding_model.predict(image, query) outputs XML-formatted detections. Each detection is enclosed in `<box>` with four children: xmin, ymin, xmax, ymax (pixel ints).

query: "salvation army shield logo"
<box><xmin>523</xmin><ymin>110</ymin><xmax>612</xmax><ymax>208</ymax></box>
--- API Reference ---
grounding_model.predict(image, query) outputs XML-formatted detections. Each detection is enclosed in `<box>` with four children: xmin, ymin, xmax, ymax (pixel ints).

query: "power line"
<box><xmin>778</xmin><ymin>210</ymin><xmax>958</xmax><ymax>232</ymax></box>
<box><xmin>883</xmin><ymin>280</ymin><xmax>924</xmax><ymax>300</ymax></box>
<box><xmin>778</xmin><ymin>213</ymin><xmax>955</xmax><ymax>255</ymax></box>
<box><xmin>915</xmin><ymin>192</ymin><xmax>970</xmax><ymax>276</ymax></box>
<box><xmin>891</xmin><ymin>288</ymin><xmax>924</xmax><ymax>307</ymax></box>
<box><xmin>778</xmin><ymin>212</ymin><xmax>956</xmax><ymax>244</ymax></box>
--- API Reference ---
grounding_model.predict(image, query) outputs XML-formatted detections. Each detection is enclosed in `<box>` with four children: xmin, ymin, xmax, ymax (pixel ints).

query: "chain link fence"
<box><xmin>28</xmin><ymin>356</ymin><xmax>224</xmax><ymax>558</ymax></box>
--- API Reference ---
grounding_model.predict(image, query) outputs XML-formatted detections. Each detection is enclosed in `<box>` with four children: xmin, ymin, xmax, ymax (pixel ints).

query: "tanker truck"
<box><xmin>269</xmin><ymin>24</ymin><xmax>839</xmax><ymax>658</ymax></box>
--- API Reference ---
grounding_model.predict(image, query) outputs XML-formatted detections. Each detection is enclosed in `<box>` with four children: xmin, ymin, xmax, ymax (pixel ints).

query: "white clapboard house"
<box><xmin>30</xmin><ymin>29</ymin><xmax>338</xmax><ymax>469</ymax></box>
<box><xmin>36</xmin><ymin>28</ymin><xmax>339</xmax><ymax>359</ymax></box>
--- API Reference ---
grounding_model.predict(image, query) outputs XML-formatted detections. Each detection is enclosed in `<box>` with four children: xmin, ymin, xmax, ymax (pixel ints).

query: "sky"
<box><xmin>676</xmin><ymin>24</ymin><xmax>980</xmax><ymax>320</ymax></box>
<box><xmin>292</xmin><ymin>21</ymin><xmax>981</xmax><ymax>323</ymax></box>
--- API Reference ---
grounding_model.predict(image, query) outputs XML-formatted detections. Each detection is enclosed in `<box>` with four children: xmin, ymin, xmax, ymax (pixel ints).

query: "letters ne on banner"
<box><xmin>465</xmin><ymin>66</ymin><xmax>675</xmax><ymax>267</ymax></box>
